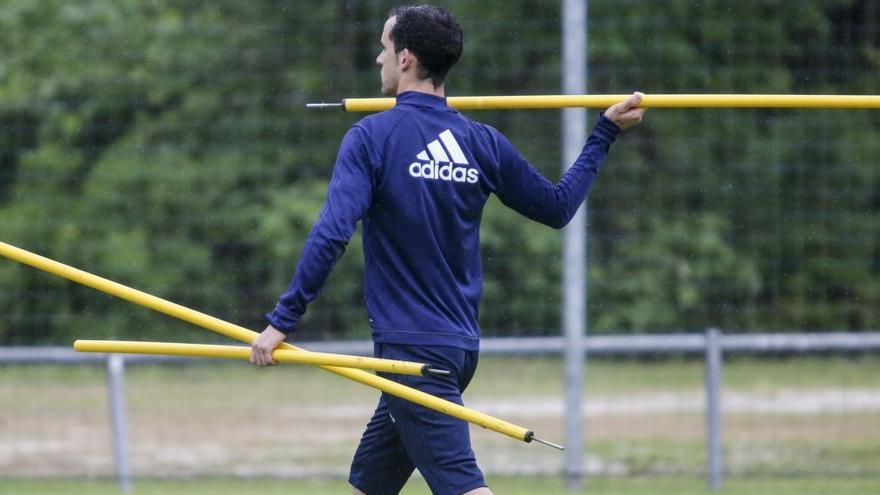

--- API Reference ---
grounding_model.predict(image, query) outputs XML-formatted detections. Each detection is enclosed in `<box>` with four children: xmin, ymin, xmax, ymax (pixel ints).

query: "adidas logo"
<box><xmin>408</xmin><ymin>129</ymin><xmax>479</xmax><ymax>184</ymax></box>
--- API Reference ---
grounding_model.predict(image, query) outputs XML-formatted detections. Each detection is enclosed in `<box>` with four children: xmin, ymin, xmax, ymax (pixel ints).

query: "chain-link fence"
<box><xmin>2</xmin><ymin>1</ymin><xmax>878</xmax><ymax>343</ymax></box>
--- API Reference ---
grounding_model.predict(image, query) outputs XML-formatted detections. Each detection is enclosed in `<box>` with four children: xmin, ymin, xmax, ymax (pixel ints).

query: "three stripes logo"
<box><xmin>408</xmin><ymin>129</ymin><xmax>479</xmax><ymax>184</ymax></box>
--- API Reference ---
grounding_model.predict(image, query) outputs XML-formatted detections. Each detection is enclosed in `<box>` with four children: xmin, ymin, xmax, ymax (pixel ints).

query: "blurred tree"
<box><xmin>586</xmin><ymin>0</ymin><xmax>880</xmax><ymax>332</ymax></box>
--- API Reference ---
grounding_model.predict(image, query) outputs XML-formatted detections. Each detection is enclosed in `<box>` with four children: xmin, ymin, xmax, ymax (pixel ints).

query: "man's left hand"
<box><xmin>605</xmin><ymin>91</ymin><xmax>646</xmax><ymax>130</ymax></box>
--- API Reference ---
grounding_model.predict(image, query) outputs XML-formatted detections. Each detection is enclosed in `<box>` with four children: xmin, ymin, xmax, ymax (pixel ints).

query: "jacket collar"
<box><xmin>395</xmin><ymin>91</ymin><xmax>449</xmax><ymax>109</ymax></box>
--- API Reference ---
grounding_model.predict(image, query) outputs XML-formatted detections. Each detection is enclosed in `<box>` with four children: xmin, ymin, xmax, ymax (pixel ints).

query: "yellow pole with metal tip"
<box><xmin>74</xmin><ymin>339</ymin><xmax>449</xmax><ymax>377</ymax></box>
<box><xmin>306</xmin><ymin>94</ymin><xmax>880</xmax><ymax>112</ymax></box>
<box><xmin>0</xmin><ymin>241</ymin><xmax>559</xmax><ymax>448</ymax></box>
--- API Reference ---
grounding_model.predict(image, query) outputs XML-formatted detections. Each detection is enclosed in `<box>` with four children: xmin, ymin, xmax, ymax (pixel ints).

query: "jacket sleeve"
<box><xmin>493</xmin><ymin>114</ymin><xmax>620</xmax><ymax>229</ymax></box>
<box><xmin>265</xmin><ymin>126</ymin><xmax>375</xmax><ymax>334</ymax></box>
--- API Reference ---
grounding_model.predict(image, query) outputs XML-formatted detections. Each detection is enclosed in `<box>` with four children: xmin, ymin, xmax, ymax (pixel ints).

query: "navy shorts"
<box><xmin>348</xmin><ymin>343</ymin><xmax>486</xmax><ymax>495</ymax></box>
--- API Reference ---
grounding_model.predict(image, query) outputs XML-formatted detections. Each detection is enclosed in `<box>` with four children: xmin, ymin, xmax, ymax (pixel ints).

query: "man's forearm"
<box><xmin>266</xmin><ymin>224</ymin><xmax>348</xmax><ymax>333</ymax></box>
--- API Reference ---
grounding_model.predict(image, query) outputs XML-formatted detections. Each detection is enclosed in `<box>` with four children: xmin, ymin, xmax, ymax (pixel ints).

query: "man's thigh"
<box><xmin>378</xmin><ymin>344</ymin><xmax>487</xmax><ymax>495</ymax></box>
<box><xmin>349</xmin><ymin>395</ymin><xmax>415</xmax><ymax>495</ymax></box>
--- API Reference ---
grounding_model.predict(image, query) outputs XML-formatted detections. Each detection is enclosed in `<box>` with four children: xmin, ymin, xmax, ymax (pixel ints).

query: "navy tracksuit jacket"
<box><xmin>267</xmin><ymin>91</ymin><xmax>620</xmax><ymax>350</ymax></box>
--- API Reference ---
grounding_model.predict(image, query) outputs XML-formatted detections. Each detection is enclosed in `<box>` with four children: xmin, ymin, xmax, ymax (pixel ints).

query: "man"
<box><xmin>251</xmin><ymin>5</ymin><xmax>644</xmax><ymax>495</ymax></box>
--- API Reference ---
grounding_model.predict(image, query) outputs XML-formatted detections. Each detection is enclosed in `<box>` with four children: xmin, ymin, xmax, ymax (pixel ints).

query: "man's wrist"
<box><xmin>594</xmin><ymin>113</ymin><xmax>622</xmax><ymax>141</ymax></box>
<box><xmin>265</xmin><ymin>306</ymin><xmax>298</xmax><ymax>334</ymax></box>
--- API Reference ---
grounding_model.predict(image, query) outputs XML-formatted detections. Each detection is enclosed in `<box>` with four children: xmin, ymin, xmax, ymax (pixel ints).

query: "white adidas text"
<box><xmin>409</xmin><ymin>129</ymin><xmax>479</xmax><ymax>184</ymax></box>
<box><xmin>409</xmin><ymin>160</ymin><xmax>479</xmax><ymax>183</ymax></box>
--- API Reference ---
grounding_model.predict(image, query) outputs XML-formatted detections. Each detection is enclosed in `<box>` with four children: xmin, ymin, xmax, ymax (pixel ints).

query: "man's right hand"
<box><xmin>604</xmin><ymin>91</ymin><xmax>646</xmax><ymax>130</ymax></box>
<box><xmin>250</xmin><ymin>324</ymin><xmax>287</xmax><ymax>366</ymax></box>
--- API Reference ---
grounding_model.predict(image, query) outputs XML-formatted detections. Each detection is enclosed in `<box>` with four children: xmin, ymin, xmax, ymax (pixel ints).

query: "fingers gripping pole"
<box><xmin>0</xmin><ymin>241</ymin><xmax>554</xmax><ymax>447</ymax></box>
<box><xmin>327</xmin><ymin>94</ymin><xmax>880</xmax><ymax>112</ymax></box>
<box><xmin>74</xmin><ymin>340</ymin><xmax>448</xmax><ymax>377</ymax></box>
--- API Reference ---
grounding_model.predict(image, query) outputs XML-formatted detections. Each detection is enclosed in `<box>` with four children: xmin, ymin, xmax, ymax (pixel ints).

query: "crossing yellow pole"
<box><xmin>74</xmin><ymin>339</ymin><xmax>448</xmax><ymax>376</ymax></box>
<box><xmin>0</xmin><ymin>241</ymin><xmax>560</xmax><ymax>449</ymax></box>
<box><xmin>304</xmin><ymin>94</ymin><xmax>880</xmax><ymax>112</ymax></box>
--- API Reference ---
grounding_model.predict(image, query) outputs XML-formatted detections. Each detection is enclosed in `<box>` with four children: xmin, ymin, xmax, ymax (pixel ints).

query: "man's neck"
<box><xmin>396</xmin><ymin>78</ymin><xmax>444</xmax><ymax>98</ymax></box>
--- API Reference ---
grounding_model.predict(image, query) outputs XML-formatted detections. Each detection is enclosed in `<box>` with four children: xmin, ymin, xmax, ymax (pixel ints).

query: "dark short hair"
<box><xmin>389</xmin><ymin>5</ymin><xmax>463</xmax><ymax>87</ymax></box>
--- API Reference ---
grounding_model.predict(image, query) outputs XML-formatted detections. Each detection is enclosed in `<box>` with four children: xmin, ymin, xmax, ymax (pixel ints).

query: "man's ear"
<box><xmin>398</xmin><ymin>48</ymin><xmax>414</xmax><ymax>71</ymax></box>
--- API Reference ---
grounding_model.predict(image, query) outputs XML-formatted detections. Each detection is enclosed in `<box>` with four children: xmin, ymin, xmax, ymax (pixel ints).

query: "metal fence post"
<box><xmin>107</xmin><ymin>354</ymin><xmax>132</xmax><ymax>492</ymax></box>
<box><xmin>704</xmin><ymin>328</ymin><xmax>724</xmax><ymax>490</ymax></box>
<box><xmin>561</xmin><ymin>0</ymin><xmax>588</xmax><ymax>490</ymax></box>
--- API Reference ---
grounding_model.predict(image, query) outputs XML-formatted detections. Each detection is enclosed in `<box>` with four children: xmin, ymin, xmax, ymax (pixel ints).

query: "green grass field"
<box><xmin>2</xmin><ymin>476</ymin><xmax>879</xmax><ymax>495</ymax></box>
<box><xmin>2</xmin><ymin>354</ymin><xmax>879</xmax><ymax>491</ymax></box>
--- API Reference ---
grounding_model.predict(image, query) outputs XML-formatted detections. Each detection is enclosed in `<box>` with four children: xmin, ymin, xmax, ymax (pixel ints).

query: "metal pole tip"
<box><xmin>306</xmin><ymin>102</ymin><xmax>344</xmax><ymax>109</ymax></box>
<box><xmin>423</xmin><ymin>365</ymin><xmax>452</xmax><ymax>376</ymax></box>
<box><xmin>532</xmin><ymin>436</ymin><xmax>565</xmax><ymax>451</ymax></box>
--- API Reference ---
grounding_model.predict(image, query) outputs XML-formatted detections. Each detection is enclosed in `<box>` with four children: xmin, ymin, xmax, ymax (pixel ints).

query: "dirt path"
<box><xmin>3</xmin><ymin>387</ymin><xmax>879</xmax><ymax>477</ymax></box>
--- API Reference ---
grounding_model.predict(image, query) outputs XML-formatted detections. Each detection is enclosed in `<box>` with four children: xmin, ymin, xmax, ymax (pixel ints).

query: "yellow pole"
<box><xmin>333</xmin><ymin>94</ymin><xmax>880</xmax><ymax>112</ymax></box>
<box><xmin>0</xmin><ymin>241</ymin><xmax>551</xmax><ymax>447</ymax></box>
<box><xmin>74</xmin><ymin>339</ymin><xmax>443</xmax><ymax>376</ymax></box>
